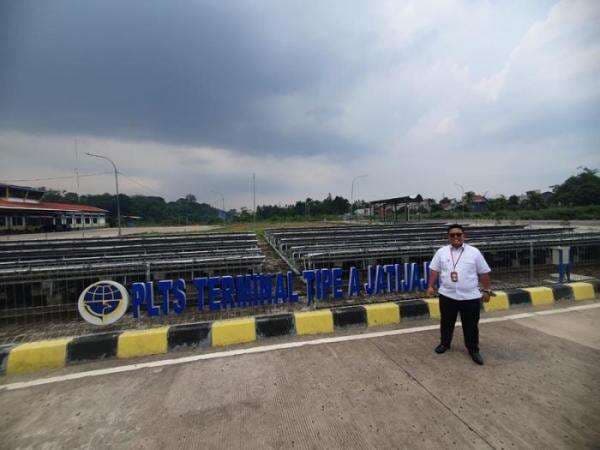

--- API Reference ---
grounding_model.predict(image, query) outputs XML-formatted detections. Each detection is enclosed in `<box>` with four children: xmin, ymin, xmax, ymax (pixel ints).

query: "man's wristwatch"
<box><xmin>480</xmin><ymin>289</ymin><xmax>493</xmax><ymax>296</ymax></box>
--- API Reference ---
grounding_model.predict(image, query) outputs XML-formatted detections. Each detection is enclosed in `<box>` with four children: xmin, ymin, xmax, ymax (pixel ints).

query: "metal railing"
<box><xmin>0</xmin><ymin>225</ymin><xmax>598</xmax><ymax>345</ymax></box>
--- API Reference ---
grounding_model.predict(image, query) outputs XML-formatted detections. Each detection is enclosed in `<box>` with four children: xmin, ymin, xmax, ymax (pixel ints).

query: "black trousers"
<box><xmin>439</xmin><ymin>294</ymin><xmax>481</xmax><ymax>352</ymax></box>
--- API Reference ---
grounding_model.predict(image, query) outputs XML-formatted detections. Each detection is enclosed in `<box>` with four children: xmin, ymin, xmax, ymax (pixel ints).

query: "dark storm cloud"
<box><xmin>0</xmin><ymin>0</ymin><xmax>365</xmax><ymax>156</ymax></box>
<box><xmin>2</xmin><ymin>0</ymin><xmax>599</xmax><ymax>207</ymax></box>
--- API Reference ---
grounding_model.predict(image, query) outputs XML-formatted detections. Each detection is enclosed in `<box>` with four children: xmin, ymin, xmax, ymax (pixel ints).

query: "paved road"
<box><xmin>1</xmin><ymin>307</ymin><xmax>599</xmax><ymax>449</ymax></box>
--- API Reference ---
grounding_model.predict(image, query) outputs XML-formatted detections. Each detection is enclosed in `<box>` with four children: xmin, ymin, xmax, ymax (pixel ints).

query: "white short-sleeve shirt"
<box><xmin>429</xmin><ymin>243</ymin><xmax>491</xmax><ymax>300</ymax></box>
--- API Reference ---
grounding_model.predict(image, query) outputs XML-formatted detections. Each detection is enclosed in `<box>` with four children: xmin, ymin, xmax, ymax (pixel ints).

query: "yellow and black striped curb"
<box><xmin>1</xmin><ymin>281</ymin><xmax>598</xmax><ymax>376</ymax></box>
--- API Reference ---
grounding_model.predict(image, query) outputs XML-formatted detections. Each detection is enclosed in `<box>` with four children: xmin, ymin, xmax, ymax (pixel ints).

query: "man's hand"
<box><xmin>481</xmin><ymin>292</ymin><xmax>491</xmax><ymax>303</ymax></box>
<box><xmin>426</xmin><ymin>286</ymin><xmax>436</xmax><ymax>298</ymax></box>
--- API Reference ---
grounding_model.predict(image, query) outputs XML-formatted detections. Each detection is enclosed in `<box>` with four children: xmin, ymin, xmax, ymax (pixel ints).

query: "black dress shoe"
<box><xmin>435</xmin><ymin>344</ymin><xmax>449</xmax><ymax>354</ymax></box>
<box><xmin>470</xmin><ymin>351</ymin><xmax>484</xmax><ymax>365</ymax></box>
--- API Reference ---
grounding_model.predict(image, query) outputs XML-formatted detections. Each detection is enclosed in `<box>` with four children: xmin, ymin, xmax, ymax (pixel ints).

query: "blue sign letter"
<box><xmin>287</xmin><ymin>272</ymin><xmax>299</xmax><ymax>302</ymax></box>
<box><xmin>131</xmin><ymin>282</ymin><xmax>146</xmax><ymax>319</ymax></box>
<box><xmin>348</xmin><ymin>266</ymin><xmax>361</xmax><ymax>297</ymax></box>
<box><xmin>374</xmin><ymin>265</ymin><xmax>386</xmax><ymax>295</ymax></box>
<box><xmin>319</xmin><ymin>269</ymin><xmax>332</xmax><ymax>300</ymax></box>
<box><xmin>173</xmin><ymin>279</ymin><xmax>187</xmax><ymax>314</ymax></box>
<box><xmin>303</xmin><ymin>270</ymin><xmax>316</xmax><ymax>305</ymax></box>
<box><xmin>192</xmin><ymin>277</ymin><xmax>207</xmax><ymax>311</ymax></box>
<box><xmin>158</xmin><ymin>279</ymin><xmax>173</xmax><ymax>315</ymax></box>
<box><xmin>208</xmin><ymin>277</ymin><xmax>222</xmax><ymax>310</ymax></box>
<box><xmin>275</xmin><ymin>273</ymin><xmax>287</xmax><ymax>303</ymax></box>
<box><xmin>332</xmin><ymin>268</ymin><xmax>343</xmax><ymax>299</ymax></box>
<box><xmin>221</xmin><ymin>276</ymin><xmax>235</xmax><ymax>308</ymax></box>
<box><xmin>145</xmin><ymin>282</ymin><xmax>160</xmax><ymax>317</ymax></box>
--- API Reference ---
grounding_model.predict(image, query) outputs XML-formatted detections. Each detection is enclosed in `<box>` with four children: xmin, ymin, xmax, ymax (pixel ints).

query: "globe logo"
<box><xmin>78</xmin><ymin>280</ymin><xmax>129</xmax><ymax>325</ymax></box>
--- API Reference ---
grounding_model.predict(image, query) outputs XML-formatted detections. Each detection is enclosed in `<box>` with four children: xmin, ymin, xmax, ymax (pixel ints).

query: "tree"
<box><xmin>331</xmin><ymin>195</ymin><xmax>351</xmax><ymax>214</ymax></box>
<box><xmin>507</xmin><ymin>195</ymin><xmax>520</xmax><ymax>210</ymax></box>
<box><xmin>462</xmin><ymin>191</ymin><xmax>475</xmax><ymax>211</ymax></box>
<box><xmin>41</xmin><ymin>189</ymin><xmax>66</xmax><ymax>202</ymax></box>
<box><xmin>487</xmin><ymin>196</ymin><xmax>508</xmax><ymax>212</ymax></box>
<box><xmin>36</xmin><ymin>189</ymin><xmax>220</xmax><ymax>225</ymax></box>
<box><xmin>523</xmin><ymin>191</ymin><xmax>546</xmax><ymax>210</ymax></box>
<box><xmin>552</xmin><ymin>168</ymin><xmax>600</xmax><ymax>206</ymax></box>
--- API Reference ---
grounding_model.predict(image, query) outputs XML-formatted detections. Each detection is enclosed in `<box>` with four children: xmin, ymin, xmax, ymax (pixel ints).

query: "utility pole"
<box><xmin>74</xmin><ymin>139</ymin><xmax>81</xmax><ymax>237</ymax></box>
<box><xmin>74</xmin><ymin>139</ymin><xmax>80</xmax><ymax>200</ymax></box>
<box><xmin>210</xmin><ymin>190</ymin><xmax>225</xmax><ymax>221</ymax></box>
<box><xmin>454</xmin><ymin>182</ymin><xmax>465</xmax><ymax>220</ymax></box>
<box><xmin>86</xmin><ymin>153</ymin><xmax>121</xmax><ymax>236</ymax></box>
<box><xmin>350</xmin><ymin>174</ymin><xmax>368</xmax><ymax>218</ymax></box>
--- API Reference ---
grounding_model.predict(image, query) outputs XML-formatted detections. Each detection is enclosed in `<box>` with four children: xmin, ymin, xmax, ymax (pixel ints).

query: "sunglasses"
<box><xmin>449</xmin><ymin>233</ymin><xmax>463</xmax><ymax>237</ymax></box>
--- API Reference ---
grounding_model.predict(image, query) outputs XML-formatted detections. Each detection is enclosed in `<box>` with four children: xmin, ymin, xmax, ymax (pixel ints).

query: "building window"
<box><xmin>85</xmin><ymin>217</ymin><xmax>90</xmax><ymax>224</ymax></box>
<box><xmin>66</xmin><ymin>218</ymin><xmax>72</xmax><ymax>225</ymax></box>
<box><xmin>76</xmin><ymin>217</ymin><xmax>82</xmax><ymax>224</ymax></box>
<box><xmin>93</xmin><ymin>217</ymin><xmax>98</xmax><ymax>224</ymax></box>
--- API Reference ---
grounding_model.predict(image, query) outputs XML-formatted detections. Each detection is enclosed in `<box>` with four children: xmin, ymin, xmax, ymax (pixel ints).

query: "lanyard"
<box><xmin>450</xmin><ymin>247</ymin><xmax>464</xmax><ymax>271</ymax></box>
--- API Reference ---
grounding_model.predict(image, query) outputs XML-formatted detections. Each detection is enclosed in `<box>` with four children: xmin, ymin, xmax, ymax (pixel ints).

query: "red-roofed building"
<box><xmin>0</xmin><ymin>183</ymin><xmax>107</xmax><ymax>232</ymax></box>
<box><xmin>470</xmin><ymin>194</ymin><xmax>488</xmax><ymax>212</ymax></box>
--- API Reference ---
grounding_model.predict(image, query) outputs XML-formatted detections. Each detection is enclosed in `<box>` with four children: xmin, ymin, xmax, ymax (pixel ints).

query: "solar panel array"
<box><xmin>0</xmin><ymin>232</ymin><xmax>265</xmax><ymax>283</ymax></box>
<box><xmin>265</xmin><ymin>223</ymin><xmax>600</xmax><ymax>272</ymax></box>
<box><xmin>0</xmin><ymin>232</ymin><xmax>268</xmax><ymax>324</ymax></box>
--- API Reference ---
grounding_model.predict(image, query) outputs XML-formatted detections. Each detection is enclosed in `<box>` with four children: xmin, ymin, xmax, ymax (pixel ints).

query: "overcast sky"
<box><xmin>1</xmin><ymin>0</ymin><xmax>599</xmax><ymax>209</ymax></box>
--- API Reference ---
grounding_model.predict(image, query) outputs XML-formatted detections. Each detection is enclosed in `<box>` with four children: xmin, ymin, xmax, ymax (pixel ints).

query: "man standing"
<box><xmin>426</xmin><ymin>224</ymin><xmax>492</xmax><ymax>365</ymax></box>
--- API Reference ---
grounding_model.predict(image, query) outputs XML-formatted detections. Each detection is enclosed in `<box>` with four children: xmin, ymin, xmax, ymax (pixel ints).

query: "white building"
<box><xmin>0</xmin><ymin>183</ymin><xmax>107</xmax><ymax>232</ymax></box>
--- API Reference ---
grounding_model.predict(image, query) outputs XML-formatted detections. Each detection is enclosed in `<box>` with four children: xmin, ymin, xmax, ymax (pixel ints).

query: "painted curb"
<box><xmin>67</xmin><ymin>332</ymin><xmax>120</xmax><ymax>363</ymax></box>
<box><xmin>0</xmin><ymin>344</ymin><xmax>14</xmax><ymax>376</ymax></box>
<box><xmin>1</xmin><ymin>282</ymin><xmax>598</xmax><ymax>376</ymax></box>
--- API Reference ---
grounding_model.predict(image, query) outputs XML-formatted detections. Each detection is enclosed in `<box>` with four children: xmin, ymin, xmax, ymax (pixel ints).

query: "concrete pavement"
<box><xmin>1</xmin><ymin>307</ymin><xmax>599</xmax><ymax>449</ymax></box>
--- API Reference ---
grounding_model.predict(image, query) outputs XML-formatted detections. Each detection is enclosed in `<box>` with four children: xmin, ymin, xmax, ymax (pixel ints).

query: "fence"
<box><xmin>0</xmin><ymin>232</ymin><xmax>265</xmax><ymax>329</ymax></box>
<box><xmin>0</xmin><ymin>225</ymin><xmax>599</xmax><ymax>344</ymax></box>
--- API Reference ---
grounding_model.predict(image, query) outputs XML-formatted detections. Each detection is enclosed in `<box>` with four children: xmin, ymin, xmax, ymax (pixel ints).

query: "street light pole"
<box><xmin>454</xmin><ymin>182</ymin><xmax>465</xmax><ymax>220</ymax></box>
<box><xmin>350</xmin><ymin>174</ymin><xmax>368</xmax><ymax>217</ymax></box>
<box><xmin>86</xmin><ymin>152</ymin><xmax>121</xmax><ymax>236</ymax></box>
<box><xmin>211</xmin><ymin>190</ymin><xmax>225</xmax><ymax>219</ymax></box>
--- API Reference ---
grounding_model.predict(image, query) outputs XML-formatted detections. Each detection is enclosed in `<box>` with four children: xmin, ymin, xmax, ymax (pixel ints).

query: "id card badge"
<box><xmin>450</xmin><ymin>271</ymin><xmax>459</xmax><ymax>282</ymax></box>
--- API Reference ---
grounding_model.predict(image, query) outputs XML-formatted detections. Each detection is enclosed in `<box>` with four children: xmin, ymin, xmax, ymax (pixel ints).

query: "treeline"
<box><xmin>429</xmin><ymin>205</ymin><xmax>600</xmax><ymax>221</ymax></box>
<box><xmin>41</xmin><ymin>190</ymin><xmax>353</xmax><ymax>224</ymax></box>
<box><xmin>424</xmin><ymin>168</ymin><xmax>600</xmax><ymax>220</ymax></box>
<box><xmin>42</xmin><ymin>191</ymin><xmax>223</xmax><ymax>225</ymax></box>
<box><xmin>472</xmin><ymin>168</ymin><xmax>598</xmax><ymax>211</ymax></box>
<box><xmin>252</xmin><ymin>194</ymin><xmax>351</xmax><ymax>221</ymax></box>
<box><xmin>40</xmin><ymin>167</ymin><xmax>600</xmax><ymax>224</ymax></box>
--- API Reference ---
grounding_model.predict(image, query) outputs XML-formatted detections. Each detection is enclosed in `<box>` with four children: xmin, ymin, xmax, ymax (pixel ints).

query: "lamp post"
<box><xmin>454</xmin><ymin>182</ymin><xmax>467</xmax><ymax>220</ymax></box>
<box><xmin>86</xmin><ymin>152</ymin><xmax>121</xmax><ymax>236</ymax></box>
<box><xmin>350</xmin><ymin>174</ymin><xmax>368</xmax><ymax>217</ymax></box>
<box><xmin>211</xmin><ymin>190</ymin><xmax>225</xmax><ymax>219</ymax></box>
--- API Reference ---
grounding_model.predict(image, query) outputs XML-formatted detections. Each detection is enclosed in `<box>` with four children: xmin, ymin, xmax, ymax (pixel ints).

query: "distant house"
<box><xmin>353</xmin><ymin>208</ymin><xmax>369</xmax><ymax>217</ymax></box>
<box><xmin>0</xmin><ymin>183</ymin><xmax>107</xmax><ymax>233</ymax></box>
<box><xmin>122</xmin><ymin>215</ymin><xmax>142</xmax><ymax>227</ymax></box>
<box><xmin>470</xmin><ymin>195</ymin><xmax>488</xmax><ymax>212</ymax></box>
<box><xmin>439</xmin><ymin>198</ymin><xmax>458</xmax><ymax>211</ymax></box>
<box><xmin>368</xmin><ymin>194</ymin><xmax>435</xmax><ymax>220</ymax></box>
<box><xmin>419</xmin><ymin>198</ymin><xmax>436</xmax><ymax>212</ymax></box>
